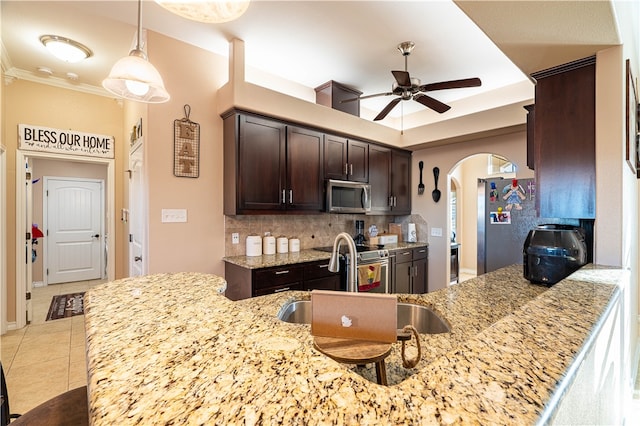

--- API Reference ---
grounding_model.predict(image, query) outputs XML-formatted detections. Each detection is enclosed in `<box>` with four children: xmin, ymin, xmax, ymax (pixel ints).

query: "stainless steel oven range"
<box><xmin>315</xmin><ymin>246</ymin><xmax>390</xmax><ymax>293</ymax></box>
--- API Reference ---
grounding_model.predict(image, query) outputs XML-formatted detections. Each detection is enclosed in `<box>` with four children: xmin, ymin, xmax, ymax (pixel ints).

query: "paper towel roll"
<box><xmin>246</xmin><ymin>235</ymin><xmax>262</xmax><ymax>257</ymax></box>
<box><xmin>277</xmin><ymin>236</ymin><xmax>289</xmax><ymax>253</ymax></box>
<box><xmin>407</xmin><ymin>223</ymin><xmax>417</xmax><ymax>242</ymax></box>
<box><xmin>289</xmin><ymin>238</ymin><xmax>300</xmax><ymax>252</ymax></box>
<box><xmin>263</xmin><ymin>235</ymin><xmax>276</xmax><ymax>255</ymax></box>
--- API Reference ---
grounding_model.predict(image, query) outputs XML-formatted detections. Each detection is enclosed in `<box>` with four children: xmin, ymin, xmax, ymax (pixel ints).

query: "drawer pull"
<box><xmin>402</xmin><ymin>251</ymin><xmax>411</xmax><ymax>255</ymax></box>
<box><xmin>274</xmin><ymin>287</ymin><xmax>290</xmax><ymax>293</ymax></box>
<box><xmin>318</xmin><ymin>264</ymin><xmax>329</xmax><ymax>268</ymax></box>
<box><xmin>275</xmin><ymin>270</ymin><xmax>290</xmax><ymax>275</ymax></box>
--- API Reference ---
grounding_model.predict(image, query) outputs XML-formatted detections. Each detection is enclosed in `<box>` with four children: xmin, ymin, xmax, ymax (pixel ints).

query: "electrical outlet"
<box><xmin>232</xmin><ymin>233</ymin><xmax>240</xmax><ymax>244</ymax></box>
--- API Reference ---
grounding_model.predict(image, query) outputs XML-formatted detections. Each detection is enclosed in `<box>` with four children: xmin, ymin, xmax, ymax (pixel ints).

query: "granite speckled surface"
<box><xmin>223</xmin><ymin>243</ymin><xmax>429</xmax><ymax>269</ymax></box>
<box><xmin>84</xmin><ymin>265</ymin><xmax>621</xmax><ymax>425</ymax></box>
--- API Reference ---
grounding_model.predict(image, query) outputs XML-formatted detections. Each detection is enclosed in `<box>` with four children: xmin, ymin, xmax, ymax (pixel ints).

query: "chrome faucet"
<box><xmin>328</xmin><ymin>232</ymin><xmax>358</xmax><ymax>292</ymax></box>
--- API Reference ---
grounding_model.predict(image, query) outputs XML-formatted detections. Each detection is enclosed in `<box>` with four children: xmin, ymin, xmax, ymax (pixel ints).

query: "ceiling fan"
<box><xmin>346</xmin><ymin>41</ymin><xmax>482</xmax><ymax>121</ymax></box>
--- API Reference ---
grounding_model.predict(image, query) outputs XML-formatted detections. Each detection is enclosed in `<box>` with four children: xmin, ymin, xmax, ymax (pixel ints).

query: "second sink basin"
<box><xmin>277</xmin><ymin>300</ymin><xmax>450</xmax><ymax>334</ymax></box>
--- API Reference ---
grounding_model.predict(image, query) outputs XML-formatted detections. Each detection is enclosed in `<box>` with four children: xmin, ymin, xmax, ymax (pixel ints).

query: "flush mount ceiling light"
<box><xmin>40</xmin><ymin>35</ymin><xmax>92</xmax><ymax>63</ymax></box>
<box><xmin>102</xmin><ymin>0</ymin><xmax>170</xmax><ymax>103</ymax></box>
<box><xmin>155</xmin><ymin>0</ymin><xmax>250</xmax><ymax>23</ymax></box>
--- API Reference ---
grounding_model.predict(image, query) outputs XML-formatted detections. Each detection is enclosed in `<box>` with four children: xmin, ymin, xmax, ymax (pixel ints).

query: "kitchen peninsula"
<box><xmin>84</xmin><ymin>265</ymin><xmax>622</xmax><ymax>425</ymax></box>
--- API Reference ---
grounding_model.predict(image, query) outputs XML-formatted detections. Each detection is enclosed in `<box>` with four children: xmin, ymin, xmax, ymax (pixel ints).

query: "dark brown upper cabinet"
<box><xmin>530</xmin><ymin>56</ymin><xmax>596</xmax><ymax>219</ymax></box>
<box><xmin>323</xmin><ymin>134</ymin><xmax>368</xmax><ymax>182</ymax></box>
<box><xmin>369</xmin><ymin>145</ymin><xmax>411</xmax><ymax>215</ymax></box>
<box><xmin>223</xmin><ymin>112</ymin><xmax>323</xmax><ymax>215</ymax></box>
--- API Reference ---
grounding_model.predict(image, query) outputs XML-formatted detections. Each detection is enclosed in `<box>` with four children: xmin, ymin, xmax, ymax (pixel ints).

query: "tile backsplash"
<box><xmin>224</xmin><ymin>213</ymin><xmax>428</xmax><ymax>257</ymax></box>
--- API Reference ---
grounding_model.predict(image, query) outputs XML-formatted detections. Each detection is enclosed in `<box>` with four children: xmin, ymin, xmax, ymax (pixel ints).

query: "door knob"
<box><xmin>92</xmin><ymin>234</ymin><xmax>100</xmax><ymax>239</ymax></box>
<box><xmin>134</xmin><ymin>256</ymin><xmax>142</xmax><ymax>262</ymax></box>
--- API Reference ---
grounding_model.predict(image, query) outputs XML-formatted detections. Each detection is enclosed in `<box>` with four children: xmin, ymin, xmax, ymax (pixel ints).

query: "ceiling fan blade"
<box><xmin>392</xmin><ymin>70</ymin><xmax>412</xmax><ymax>87</ymax></box>
<box><xmin>374</xmin><ymin>97</ymin><xmax>402</xmax><ymax>121</ymax></box>
<box><xmin>413</xmin><ymin>93</ymin><xmax>451</xmax><ymax>114</ymax></box>
<box><xmin>418</xmin><ymin>77</ymin><xmax>482</xmax><ymax>92</ymax></box>
<box><xmin>341</xmin><ymin>91</ymin><xmax>394</xmax><ymax>103</ymax></box>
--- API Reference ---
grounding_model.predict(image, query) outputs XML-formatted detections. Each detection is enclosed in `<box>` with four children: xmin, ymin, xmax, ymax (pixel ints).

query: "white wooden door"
<box><xmin>129</xmin><ymin>140</ymin><xmax>146</xmax><ymax>276</ymax></box>
<box><xmin>45</xmin><ymin>177</ymin><xmax>104</xmax><ymax>284</ymax></box>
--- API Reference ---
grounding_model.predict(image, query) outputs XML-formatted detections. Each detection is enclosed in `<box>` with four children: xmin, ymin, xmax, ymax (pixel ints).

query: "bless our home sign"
<box><xmin>18</xmin><ymin>124</ymin><xmax>115</xmax><ymax>159</ymax></box>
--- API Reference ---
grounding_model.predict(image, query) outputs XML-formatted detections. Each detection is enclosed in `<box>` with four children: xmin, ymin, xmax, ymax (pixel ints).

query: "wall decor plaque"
<box><xmin>173</xmin><ymin>104</ymin><xmax>200</xmax><ymax>178</ymax></box>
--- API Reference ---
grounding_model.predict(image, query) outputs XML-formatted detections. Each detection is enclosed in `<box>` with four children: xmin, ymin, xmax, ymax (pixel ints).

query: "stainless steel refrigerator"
<box><xmin>477</xmin><ymin>177</ymin><xmax>575</xmax><ymax>275</ymax></box>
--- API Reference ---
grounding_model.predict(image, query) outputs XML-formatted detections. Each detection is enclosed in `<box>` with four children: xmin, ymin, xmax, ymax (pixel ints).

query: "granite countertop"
<box><xmin>223</xmin><ymin>242</ymin><xmax>429</xmax><ymax>269</ymax></box>
<box><xmin>84</xmin><ymin>265</ymin><xmax>621</xmax><ymax>425</ymax></box>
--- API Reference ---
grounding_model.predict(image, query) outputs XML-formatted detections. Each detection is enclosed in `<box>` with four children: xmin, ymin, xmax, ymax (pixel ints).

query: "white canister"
<box><xmin>276</xmin><ymin>236</ymin><xmax>289</xmax><ymax>253</ymax></box>
<box><xmin>246</xmin><ymin>235</ymin><xmax>262</xmax><ymax>257</ymax></box>
<box><xmin>407</xmin><ymin>223</ymin><xmax>417</xmax><ymax>242</ymax></box>
<box><xmin>289</xmin><ymin>237</ymin><xmax>300</xmax><ymax>253</ymax></box>
<box><xmin>263</xmin><ymin>235</ymin><xmax>276</xmax><ymax>255</ymax></box>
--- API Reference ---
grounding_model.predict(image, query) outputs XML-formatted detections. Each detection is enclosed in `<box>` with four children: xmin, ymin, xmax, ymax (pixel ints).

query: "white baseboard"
<box><xmin>460</xmin><ymin>268</ymin><xmax>477</xmax><ymax>276</ymax></box>
<box><xmin>32</xmin><ymin>281</ymin><xmax>44</xmax><ymax>288</ymax></box>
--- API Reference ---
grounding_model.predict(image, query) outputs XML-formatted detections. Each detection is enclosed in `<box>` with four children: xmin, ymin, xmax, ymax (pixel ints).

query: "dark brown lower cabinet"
<box><xmin>224</xmin><ymin>259</ymin><xmax>340</xmax><ymax>300</ymax></box>
<box><xmin>391</xmin><ymin>246</ymin><xmax>428</xmax><ymax>294</ymax></box>
<box><xmin>450</xmin><ymin>244</ymin><xmax>460</xmax><ymax>284</ymax></box>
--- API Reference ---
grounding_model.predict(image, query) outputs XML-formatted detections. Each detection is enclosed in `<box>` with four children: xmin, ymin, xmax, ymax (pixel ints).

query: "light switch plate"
<box><xmin>161</xmin><ymin>209</ymin><xmax>187</xmax><ymax>223</ymax></box>
<box><xmin>431</xmin><ymin>227</ymin><xmax>443</xmax><ymax>237</ymax></box>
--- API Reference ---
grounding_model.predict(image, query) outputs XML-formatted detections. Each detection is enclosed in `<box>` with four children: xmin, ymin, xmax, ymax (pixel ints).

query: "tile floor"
<box><xmin>1</xmin><ymin>279</ymin><xmax>104</xmax><ymax>415</ymax></box>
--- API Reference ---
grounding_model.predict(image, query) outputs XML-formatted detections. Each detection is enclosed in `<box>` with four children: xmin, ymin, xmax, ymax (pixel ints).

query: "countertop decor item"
<box><xmin>173</xmin><ymin>104</ymin><xmax>200</xmax><ymax>178</ymax></box>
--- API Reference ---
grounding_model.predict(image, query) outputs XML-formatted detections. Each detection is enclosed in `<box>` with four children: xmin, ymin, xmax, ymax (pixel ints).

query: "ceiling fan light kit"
<box><xmin>155</xmin><ymin>0</ymin><xmax>251</xmax><ymax>24</ymax></box>
<box><xmin>103</xmin><ymin>0</ymin><xmax>170</xmax><ymax>103</ymax></box>
<box><xmin>40</xmin><ymin>35</ymin><xmax>92</xmax><ymax>63</ymax></box>
<box><xmin>350</xmin><ymin>41</ymin><xmax>482</xmax><ymax>121</ymax></box>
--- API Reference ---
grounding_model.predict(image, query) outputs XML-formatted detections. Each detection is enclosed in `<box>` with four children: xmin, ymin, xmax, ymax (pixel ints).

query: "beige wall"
<box><xmin>2</xmin><ymin>80</ymin><xmax>124</xmax><ymax>323</ymax></box>
<box><xmin>144</xmin><ymin>32</ymin><xmax>228</xmax><ymax>276</ymax></box>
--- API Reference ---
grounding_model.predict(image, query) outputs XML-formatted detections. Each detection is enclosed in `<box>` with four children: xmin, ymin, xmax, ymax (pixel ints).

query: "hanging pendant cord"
<box><xmin>136</xmin><ymin>0</ymin><xmax>142</xmax><ymax>50</ymax></box>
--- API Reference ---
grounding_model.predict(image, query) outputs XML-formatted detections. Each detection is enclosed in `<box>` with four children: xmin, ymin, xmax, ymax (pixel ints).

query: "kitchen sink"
<box><xmin>396</xmin><ymin>303</ymin><xmax>450</xmax><ymax>334</ymax></box>
<box><xmin>277</xmin><ymin>300</ymin><xmax>450</xmax><ymax>334</ymax></box>
<box><xmin>277</xmin><ymin>300</ymin><xmax>312</xmax><ymax>325</ymax></box>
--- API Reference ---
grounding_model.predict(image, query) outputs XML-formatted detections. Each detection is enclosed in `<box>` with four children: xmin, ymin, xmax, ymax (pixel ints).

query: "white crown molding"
<box><xmin>3</xmin><ymin>66</ymin><xmax>116</xmax><ymax>99</ymax></box>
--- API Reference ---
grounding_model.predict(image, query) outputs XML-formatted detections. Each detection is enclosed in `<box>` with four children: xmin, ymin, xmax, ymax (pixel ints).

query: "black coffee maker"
<box><xmin>354</xmin><ymin>220</ymin><xmax>367</xmax><ymax>246</ymax></box>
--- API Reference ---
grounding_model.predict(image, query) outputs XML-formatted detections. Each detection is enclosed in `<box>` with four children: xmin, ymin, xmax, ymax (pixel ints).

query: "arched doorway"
<box><xmin>449</xmin><ymin>153</ymin><xmax>518</xmax><ymax>282</ymax></box>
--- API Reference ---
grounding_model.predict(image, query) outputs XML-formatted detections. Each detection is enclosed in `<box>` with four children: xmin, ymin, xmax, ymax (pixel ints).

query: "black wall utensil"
<box><xmin>432</xmin><ymin>167</ymin><xmax>441</xmax><ymax>202</ymax></box>
<box><xmin>418</xmin><ymin>161</ymin><xmax>425</xmax><ymax>194</ymax></box>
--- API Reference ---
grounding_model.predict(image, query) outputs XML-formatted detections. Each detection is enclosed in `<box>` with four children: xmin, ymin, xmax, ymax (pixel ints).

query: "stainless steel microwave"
<box><xmin>326</xmin><ymin>180</ymin><xmax>371</xmax><ymax>213</ymax></box>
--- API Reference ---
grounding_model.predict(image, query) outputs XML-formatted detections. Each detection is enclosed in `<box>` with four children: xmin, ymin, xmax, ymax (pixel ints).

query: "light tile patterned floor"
<box><xmin>1</xmin><ymin>279</ymin><xmax>104</xmax><ymax>415</ymax></box>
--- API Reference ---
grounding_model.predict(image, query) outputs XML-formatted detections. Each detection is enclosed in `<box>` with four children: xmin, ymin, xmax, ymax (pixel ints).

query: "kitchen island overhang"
<box><xmin>84</xmin><ymin>265</ymin><xmax>623</xmax><ymax>425</ymax></box>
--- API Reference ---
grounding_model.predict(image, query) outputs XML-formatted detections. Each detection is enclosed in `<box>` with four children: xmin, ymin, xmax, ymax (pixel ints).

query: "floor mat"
<box><xmin>45</xmin><ymin>292</ymin><xmax>85</xmax><ymax>321</ymax></box>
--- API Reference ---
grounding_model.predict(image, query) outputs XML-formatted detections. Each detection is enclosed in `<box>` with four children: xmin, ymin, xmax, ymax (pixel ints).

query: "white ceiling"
<box><xmin>1</xmin><ymin>1</ymin><xmax>621</xmax><ymax>129</ymax></box>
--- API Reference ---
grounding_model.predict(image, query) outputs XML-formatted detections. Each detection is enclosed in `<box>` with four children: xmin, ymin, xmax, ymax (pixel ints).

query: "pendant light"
<box><xmin>155</xmin><ymin>0</ymin><xmax>250</xmax><ymax>24</ymax></box>
<box><xmin>102</xmin><ymin>0</ymin><xmax>170</xmax><ymax>103</ymax></box>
